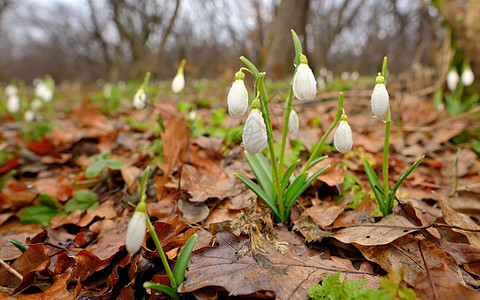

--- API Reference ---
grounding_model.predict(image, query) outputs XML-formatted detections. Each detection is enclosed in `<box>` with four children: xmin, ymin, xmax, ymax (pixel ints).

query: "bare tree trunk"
<box><xmin>265</xmin><ymin>0</ymin><xmax>309</xmax><ymax>79</ymax></box>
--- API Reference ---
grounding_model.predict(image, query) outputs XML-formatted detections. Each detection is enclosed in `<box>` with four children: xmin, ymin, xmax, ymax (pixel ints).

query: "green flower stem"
<box><xmin>278</xmin><ymin>86</ymin><xmax>295</xmax><ymax>177</ymax></box>
<box><xmin>144</xmin><ymin>214</ymin><xmax>177</xmax><ymax>289</ymax></box>
<box><xmin>257</xmin><ymin>74</ymin><xmax>284</xmax><ymax>219</ymax></box>
<box><xmin>383</xmin><ymin>107</ymin><xmax>392</xmax><ymax>213</ymax></box>
<box><xmin>381</xmin><ymin>56</ymin><xmax>388</xmax><ymax>79</ymax></box>
<box><xmin>302</xmin><ymin>92</ymin><xmax>344</xmax><ymax>173</ymax></box>
<box><xmin>138</xmin><ymin>167</ymin><xmax>177</xmax><ymax>289</ymax></box>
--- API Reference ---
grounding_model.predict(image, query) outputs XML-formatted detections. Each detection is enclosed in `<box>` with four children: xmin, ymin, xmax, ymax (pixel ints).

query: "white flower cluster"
<box><xmin>5</xmin><ymin>85</ymin><xmax>20</xmax><ymax>114</ymax></box>
<box><xmin>447</xmin><ymin>68</ymin><xmax>475</xmax><ymax>91</ymax></box>
<box><xmin>34</xmin><ymin>79</ymin><xmax>54</xmax><ymax>103</ymax></box>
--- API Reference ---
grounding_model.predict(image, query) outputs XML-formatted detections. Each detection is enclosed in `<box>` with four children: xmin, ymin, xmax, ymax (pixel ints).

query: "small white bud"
<box><xmin>317</xmin><ymin>77</ymin><xmax>326</xmax><ymax>90</ymax></box>
<box><xmin>227</xmin><ymin>78</ymin><xmax>248</xmax><ymax>118</ymax></box>
<box><xmin>288</xmin><ymin>109</ymin><xmax>299</xmax><ymax>133</ymax></box>
<box><xmin>371</xmin><ymin>77</ymin><xmax>389</xmax><ymax>119</ymax></box>
<box><xmin>461</xmin><ymin>68</ymin><xmax>474</xmax><ymax>86</ymax></box>
<box><xmin>35</xmin><ymin>82</ymin><xmax>53</xmax><ymax>102</ymax></box>
<box><xmin>351</xmin><ymin>71</ymin><xmax>360</xmax><ymax>81</ymax></box>
<box><xmin>125</xmin><ymin>211</ymin><xmax>147</xmax><ymax>255</ymax></box>
<box><xmin>242</xmin><ymin>109</ymin><xmax>267</xmax><ymax>153</ymax></box>
<box><xmin>293</xmin><ymin>55</ymin><xmax>317</xmax><ymax>101</ymax></box>
<box><xmin>334</xmin><ymin>120</ymin><xmax>353</xmax><ymax>154</ymax></box>
<box><xmin>31</xmin><ymin>99</ymin><xmax>43</xmax><ymax>111</ymax></box>
<box><xmin>133</xmin><ymin>88</ymin><xmax>146</xmax><ymax>109</ymax></box>
<box><xmin>171</xmin><ymin>73</ymin><xmax>185</xmax><ymax>94</ymax></box>
<box><xmin>5</xmin><ymin>85</ymin><xmax>18</xmax><ymax>97</ymax></box>
<box><xmin>326</xmin><ymin>71</ymin><xmax>334</xmax><ymax>83</ymax></box>
<box><xmin>7</xmin><ymin>95</ymin><xmax>20</xmax><ymax>113</ymax></box>
<box><xmin>24</xmin><ymin>110</ymin><xmax>35</xmax><ymax>123</ymax></box>
<box><xmin>319</xmin><ymin>67</ymin><xmax>328</xmax><ymax>77</ymax></box>
<box><xmin>341</xmin><ymin>72</ymin><xmax>349</xmax><ymax>81</ymax></box>
<box><xmin>447</xmin><ymin>70</ymin><xmax>459</xmax><ymax>91</ymax></box>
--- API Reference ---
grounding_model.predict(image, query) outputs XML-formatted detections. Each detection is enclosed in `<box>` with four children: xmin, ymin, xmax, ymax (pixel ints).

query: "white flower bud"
<box><xmin>133</xmin><ymin>88</ymin><xmax>146</xmax><ymax>109</ymax></box>
<box><xmin>227</xmin><ymin>78</ymin><xmax>248</xmax><ymax>118</ymax></box>
<box><xmin>24</xmin><ymin>110</ymin><xmax>34</xmax><ymax>123</ymax></box>
<box><xmin>341</xmin><ymin>72</ymin><xmax>349</xmax><ymax>81</ymax></box>
<box><xmin>334</xmin><ymin>120</ymin><xmax>353</xmax><ymax>154</ymax></box>
<box><xmin>370</xmin><ymin>77</ymin><xmax>389</xmax><ymax>119</ymax></box>
<box><xmin>7</xmin><ymin>95</ymin><xmax>20</xmax><ymax>113</ymax></box>
<box><xmin>288</xmin><ymin>109</ymin><xmax>299</xmax><ymax>133</ymax></box>
<box><xmin>242</xmin><ymin>109</ymin><xmax>267</xmax><ymax>153</ymax></box>
<box><xmin>125</xmin><ymin>211</ymin><xmax>147</xmax><ymax>255</ymax></box>
<box><xmin>351</xmin><ymin>71</ymin><xmax>359</xmax><ymax>81</ymax></box>
<box><xmin>461</xmin><ymin>68</ymin><xmax>474</xmax><ymax>86</ymax></box>
<box><xmin>319</xmin><ymin>67</ymin><xmax>328</xmax><ymax>77</ymax></box>
<box><xmin>317</xmin><ymin>77</ymin><xmax>326</xmax><ymax>90</ymax></box>
<box><xmin>171</xmin><ymin>73</ymin><xmax>185</xmax><ymax>94</ymax></box>
<box><xmin>293</xmin><ymin>55</ymin><xmax>317</xmax><ymax>101</ymax></box>
<box><xmin>35</xmin><ymin>82</ymin><xmax>53</xmax><ymax>102</ymax></box>
<box><xmin>447</xmin><ymin>70</ymin><xmax>459</xmax><ymax>91</ymax></box>
<box><xmin>5</xmin><ymin>85</ymin><xmax>18</xmax><ymax>97</ymax></box>
<box><xmin>31</xmin><ymin>99</ymin><xmax>43</xmax><ymax>111</ymax></box>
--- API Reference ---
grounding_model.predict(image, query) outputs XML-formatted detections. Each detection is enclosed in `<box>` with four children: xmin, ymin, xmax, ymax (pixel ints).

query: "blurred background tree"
<box><xmin>0</xmin><ymin>0</ymin><xmax>474</xmax><ymax>90</ymax></box>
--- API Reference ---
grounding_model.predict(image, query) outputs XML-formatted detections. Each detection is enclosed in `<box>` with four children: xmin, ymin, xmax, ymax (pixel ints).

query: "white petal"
<box><xmin>5</xmin><ymin>85</ymin><xmax>18</xmax><ymax>97</ymax></box>
<box><xmin>293</xmin><ymin>64</ymin><xmax>317</xmax><ymax>101</ymax></box>
<box><xmin>24</xmin><ymin>110</ymin><xmax>34</xmax><ymax>123</ymax></box>
<box><xmin>227</xmin><ymin>80</ymin><xmax>248</xmax><ymax>118</ymax></box>
<box><xmin>125</xmin><ymin>211</ymin><xmax>147</xmax><ymax>255</ymax></box>
<box><xmin>242</xmin><ymin>109</ymin><xmax>267</xmax><ymax>153</ymax></box>
<box><xmin>447</xmin><ymin>70</ymin><xmax>459</xmax><ymax>91</ymax></box>
<box><xmin>171</xmin><ymin>74</ymin><xmax>185</xmax><ymax>93</ymax></box>
<box><xmin>370</xmin><ymin>83</ymin><xmax>389</xmax><ymax>119</ymax></box>
<box><xmin>334</xmin><ymin>120</ymin><xmax>353</xmax><ymax>154</ymax></box>
<box><xmin>461</xmin><ymin>69</ymin><xmax>474</xmax><ymax>86</ymax></box>
<box><xmin>133</xmin><ymin>89</ymin><xmax>146</xmax><ymax>109</ymax></box>
<box><xmin>7</xmin><ymin>96</ymin><xmax>20</xmax><ymax>113</ymax></box>
<box><xmin>288</xmin><ymin>109</ymin><xmax>299</xmax><ymax>133</ymax></box>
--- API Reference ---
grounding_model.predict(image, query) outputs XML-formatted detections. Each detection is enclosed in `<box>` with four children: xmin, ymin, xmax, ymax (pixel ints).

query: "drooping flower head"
<box><xmin>447</xmin><ymin>69</ymin><xmax>459</xmax><ymax>91</ymax></box>
<box><xmin>7</xmin><ymin>95</ymin><xmax>20</xmax><ymax>113</ymax></box>
<box><xmin>5</xmin><ymin>85</ymin><xmax>18</xmax><ymax>98</ymax></box>
<box><xmin>293</xmin><ymin>54</ymin><xmax>317</xmax><ymax>101</ymax></box>
<box><xmin>334</xmin><ymin>113</ymin><xmax>353</xmax><ymax>154</ymax></box>
<box><xmin>288</xmin><ymin>108</ymin><xmax>299</xmax><ymax>133</ymax></box>
<box><xmin>125</xmin><ymin>209</ymin><xmax>147</xmax><ymax>255</ymax></box>
<box><xmin>172</xmin><ymin>59</ymin><xmax>186</xmax><ymax>94</ymax></box>
<box><xmin>370</xmin><ymin>73</ymin><xmax>389</xmax><ymax>119</ymax></box>
<box><xmin>133</xmin><ymin>88</ymin><xmax>146</xmax><ymax>109</ymax></box>
<box><xmin>242</xmin><ymin>99</ymin><xmax>267</xmax><ymax>153</ymax></box>
<box><xmin>461</xmin><ymin>68</ymin><xmax>474</xmax><ymax>87</ymax></box>
<box><xmin>24</xmin><ymin>110</ymin><xmax>35</xmax><ymax>123</ymax></box>
<box><xmin>227</xmin><ymin>70</ymin><xmax>248</xmax><ymax>118</ymax></box>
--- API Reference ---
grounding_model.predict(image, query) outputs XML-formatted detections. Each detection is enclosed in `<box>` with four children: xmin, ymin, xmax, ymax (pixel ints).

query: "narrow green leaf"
<box><xmin>105</xmin><ymin>159</ymin><xmax>122</xmax><ymax>170</ymax></box>
<box><xmin>174</xmin><ymin>233</ymin><xmax>198</xmax><ymax>285</ymax></box>
<box><xmin>283</xmin><ymin>173</ymin><xmax>308</xmax><ymax>208</ymax></box>
<box><xmin>143</xmin><ymin>282</ymin><xmax>180</xmax><ymax>300</ymax></box>
<box><xmin>254</xmin><ymin>153</ymin><xmax>273</xmax><ymax>182</ymax></box>
<box><xmin>239</xmin><ymin>56</ymin><xmax>260</xmax><ymax>78</ymax></box>
<box><xmin>235</xmin><ymin>173</ymin><xmax>280</xmax><ymax>217</ymax></box>
<box><xmin>285</xmin><ymin>165</ymin><xmax>330</xmax><ymax>210</ymax></box>
<box><xmin>362</xmin><ymin>157</ymin><xmax>386</xmax><ymax>213</ymax></box>
<box><xmin>305</xmin><ymin>155</ymin><xmax>328</xmax><ymax>171</ymax></box>
<box><xmin>245</xmin><ymin>152</ymin><xmax>274</xmax><ymax>199</ymax></box>
<box><xmin>391</xmin><ymin>155</ymin><xmax>425</xmax><ymax>196</ymax></box>
<box><xmin>8</xmin><ymin>239</ymin><xmax>27</xmax><ymax>252</ymax></box>
<box><xmin>281</xmin><ymin>159</ymin><xmax>300</xmax><ymax>191</ymax></box>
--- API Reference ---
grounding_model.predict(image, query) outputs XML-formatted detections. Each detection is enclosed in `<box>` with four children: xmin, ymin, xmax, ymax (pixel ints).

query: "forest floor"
<box><xmin>0</xmin><ymin>77</ymin><xmax>480</xmax><ymax>299</ymax></box>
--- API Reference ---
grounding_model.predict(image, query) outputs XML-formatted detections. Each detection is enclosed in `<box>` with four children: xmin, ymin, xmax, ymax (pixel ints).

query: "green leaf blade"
<box><xmin>174</xmin><ymin>233</ymin><xmax>197</xmax><ymax>285</ymax></box>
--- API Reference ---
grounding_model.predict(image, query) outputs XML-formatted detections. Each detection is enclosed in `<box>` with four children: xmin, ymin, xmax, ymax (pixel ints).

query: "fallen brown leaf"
<box><xmin>178</xmin><ymin>231</ymin><xmax>380</xmax><ymax>299</ymax></box>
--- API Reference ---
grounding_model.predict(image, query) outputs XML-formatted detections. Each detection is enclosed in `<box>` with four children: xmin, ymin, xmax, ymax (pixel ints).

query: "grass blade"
<box><xmin>235</xmin><ymin>173</ymin><xmax>279</xmax><ymax>216</ymax></box>
<box><xmin>362</xmin><ymin>157</ymin><xmax>386</xmax><ymax>214</ymax></box>
<box><xmin>281</xmin><ymin>159</ymin><xmax>300</xmax><ymax>191</ymax></box>
<box><xmin>174</xmin><ymin>233</ymin><xmax>198</xmax><ymax>285</ymax></box>
<box><xmin>245</xmin><ymin>152</ymin><xmax>274</xmax><ymax>199</ymax></box>
<box><xmin>143</xmin><ymin>282</ymin><xmax>180</xmax><ymax>300</ymax></box>
<box><xmin>391</xmin><ymin>155</ymin><xmax>425</xmax><ymax>196</ymax></box>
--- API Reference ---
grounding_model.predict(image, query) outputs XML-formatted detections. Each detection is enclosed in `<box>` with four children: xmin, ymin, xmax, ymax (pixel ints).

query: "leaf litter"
<box><xmin>0</xmin><ymin>83</ymin><xmax>479</xmax><ymax>299</ymax></box>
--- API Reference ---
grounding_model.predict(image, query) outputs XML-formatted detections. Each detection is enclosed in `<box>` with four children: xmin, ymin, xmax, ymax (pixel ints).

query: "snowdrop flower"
<box><xmin>351</xmin><ymin>71</ymin><xmax>360</xmax><ymax>81</ymax></box>
<box><xmin>461</xmin><ymin>68</ymin><xmax>474</xmax><ymax>86</ymax></box>
<box><xmin>317</xmin><ymin>77</ymin><xmax>326</xmax><ymax>90</ymax></box>
<box><xmin>288</xmin><ymin>109</ymin><xmax>299</xmax><ymax>133</ymax></box>
<box><xmin>446</xmin><ymin>70</ymin><xmax>459</xmax><ymax>91</ymax></box>
<box><xmin>31</xmin><ymin>98</ymin><xmax>43</xmax><ymax>110</ymax></box>
<box><xmin>24</xmin><ymin>110</ymin><xmax>35</xmax><ymax>123</ymax></box>
<box><xmin>133</xmin><ymin>88</ymin><xmax>146</xmax><ymax>109</ymax></box>
<box><xmin>326</xmin><ymin>71</ymin><xmax>334</xmax><ymax>83</ymax></box>
<box><xmin>125</xmin><ymin>210</ymin><xmax>147</xmax><ymax>255</ymax></box>
<box><xmin>172</xmin><ymin>59</ymin><xmax>186</xmax><ymax>94</ymax></box>
<box><xmin>319</xmin><ymin>67</ymin><xmax>328</xmax><ymax>77</ymax></box>
<box><xmin>334</xmin><ymin>114</ymin><xmax>353</xmax><ymax>154</ymax></box>
<box><xmin>35</xmin><ymin>81</ymin><xmax>53</xmax><ymax>102</ymax></box>
<box><xmin>227</xmin><ymin>71</ymin><xmax>248</xmax><ymax>118</ymax></box>
<box><xmin>341</xmin><ymin>72</ymin><xmax>349</xmax><ymax>81</ymax></box>
<box><xmin>7</xmin><ymin>95</ymin><xmax>20</xmax><ymax>113</ymax></box>
<box><xmin>293</xmin><ymin>54</ymin><xmax>317</xmax><ymax>101</ymax></box>
<box><xmin>242</xmin><ymin>108</ymin><xmax>267</xmax><ymax>153</ymax></box>
<box><xmin>5</xmin><ymin>85</ymin><xmax>18</xmax><ymax>97</ymax></box>
<box><xmin>370</xmin><ymin>74</ymin><xmax>389</xmax><ymax>119</ymax></box>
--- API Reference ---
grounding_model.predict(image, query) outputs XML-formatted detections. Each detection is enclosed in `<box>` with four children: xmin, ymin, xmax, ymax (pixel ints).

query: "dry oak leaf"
<box><xmin>178</xmin><ymin>232</ymin><xmax>380</xmax><ymax>299</ymax></box>
<box><xmin>355</xmin><ymin>235</ymin><xmax>463</xmax><ymax>286</ymax></box>
<box><xmin>435</xmin><ymin>192</ymin><xmax>480</xmax><ymax>248</ymax></box>
<box><xmin>331</xmin><ymin>214</ymin><xmax>418</xmax><ymax>246</ymax></box>
<box><xmin>414</xmin><ymin>267</ymin><xmax>480</xmax><ymax>300</ymax></box>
